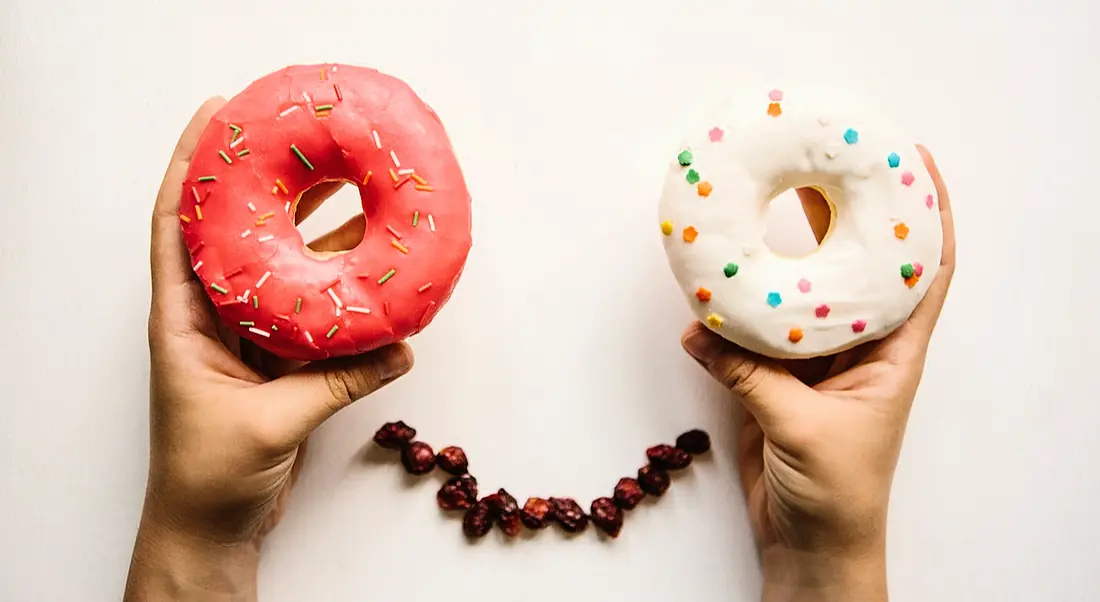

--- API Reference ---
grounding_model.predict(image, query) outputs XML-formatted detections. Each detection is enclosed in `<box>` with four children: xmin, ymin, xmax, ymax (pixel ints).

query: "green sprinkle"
<box><xmin>219</xmin><ymin>150</ymin><xmax>232</xmax><ymax>164</ymax></box>
<box><xmin>377</xmin><ymin>269</ymin><xmax>396</xmax><ymax>285</ymax></box>
<box><xmin>900</xmin><ymin>263</ymin><xmax>915</xmax><ymax>279</ymax></box>
<box><xmin>412</xmin><ymin>211</ymin><xmax>420</xmax><ymax>227</ymax></box>
<box><xmin>236</xmin><ymin>148</ymin><xmax>251</xmax><ymax>158</ymax></box>
<box><xmin>326</xmin><ymin>324</ymin><xmax>339</xmax><ymax>338</ymax></box>
<box><xmin>677</xmin><ymin>150</ymin><xmax>693</xmax><ymax>166</ymax></box>
<box><xmin>295</xmin><ymin>297</ymin><xmax>302</xmax><ymax>314</ymax></box>
<box><xmin>252</xmin><ymin>295</ymin><xmax>259</xmax><ymax>309</ymax></box>
<box><xmin>231</xmin><ymin>130</ymin><xmax>240</xmax><ymax>144</ymax></box>
<box><xmin>229</xmin><ymin>124</ymin><xmax>242</xmax><ymax>133</ymax></box>
<box><xmin>271</xmin><ymin>325</ymin><xmax>279</xmax><ymax>332</ymax></box>
<box><xmin>315</xmin><ymin>104</ymin><xmax>334</xmax><ymax>111</ymax></box>
<box><xmin>290</xmin><ymin>144</ymin><xmax>314</xmax><ymax>170</ymax></box>
<box><xmin>198</xmin><ymin>175</ymin><xmax>217</xmax><ymax>182</ymax></box>
<box><xmin>723</xmin><ymin>263</ymin><xmax>739</xmax><ymax>278</ymax></box>
<box><xmin>210</xmin><ymin>283</ymin><xmax>228</xmax><ymax>294</ymax></box>
<box><xmin>686</xmin><ymin>169</ymin><xmax>700</xmax><ymax>184</ymax></box>
<box><xmin>239</xmin><ymin>321</ymin><xmax>255</xmax><ymax>327</ymax></box>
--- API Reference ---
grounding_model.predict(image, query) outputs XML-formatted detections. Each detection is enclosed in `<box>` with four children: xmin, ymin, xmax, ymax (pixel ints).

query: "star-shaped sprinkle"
<box><xmin>697</xmin><ymin>181</ymin><xmax>713</xmax><ymax>197</ymax></box>
<box><xmin>901</xmin><ymin>171</ymin><xmax>915</xmax><ymax>186</ymax></box>
<box><xmin>723</xmin><ymin>262</ymin><xmax>739</xmax><ymax>278</ymax></box>
<box><xmin>683</xmin><ymin>226</ymin><xmax>698</xmax><ymax>243</ymax></box>
<box><xmin>769</xmin><ymin>89</ymin><xmax>784</xmax><ymax>102</ymax></box>
<box><xmin>660</xmin><ymin>220</ymin><xmax>673</xmax><ymax>236</ymax></box>
<box><xmin>843</xmin><ymin>128</ymin><xmax>859</xmax><ymax>144</ymax></box>
<box><xmin>708</xmin><ymin>127</ymin><xmax>724</xmax><ymax>142</ymax></box>
<box><xmin>686</xmin><ymin>169</ymin><xmax>700</xmax><ymax>184</ymax></box>
<box><xmin>767</xmin><ymin>292</ymin><xmax>782</xmax><ymax>308</ymax></box>
<box><xmin>706</xmin><ymin>313</ymin><xmax>724</xmax><ymax>328</ymax></box>
<box><xmin>815</xmin><ymin>304</ymin><xmax>831</xmax><ymax>318</ymax></box>
<box><xmin>788</xmin><ymin>327</ymin><xmax>803</xmax><ymax>343</ymax></box>
<box><xmin>696</xmin><ymin>287</ymin><xmax>712</xmax><ymax>302</ymax></box>
<box><xmin>797</xmin><ymin>278</ymin><xmax>812</xmax><ymax>293</ymax></box>
<box><xmin>894</xmin><ymin>223</ymin><xmax>910</xmax><ymax>239</ymax></box>
<box><xmin>852</xmin><ymin>320</ymin><xmax>867</xmax><ymax>333</ymax></box>
<box><xmin>887</xmin><ymin>152</ymin><xmax>900</xmax><ymax>168</ymax></box>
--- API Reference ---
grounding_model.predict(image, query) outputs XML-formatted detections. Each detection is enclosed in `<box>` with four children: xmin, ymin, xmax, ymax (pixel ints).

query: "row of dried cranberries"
<box><xmin>373</xmin><ymin>421</ymin><xmax>711</xmax><ymax>540</ymax></box>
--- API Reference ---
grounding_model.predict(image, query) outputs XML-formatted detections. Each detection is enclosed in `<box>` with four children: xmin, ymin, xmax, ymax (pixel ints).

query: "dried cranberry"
<box><xmin>400</xmin><ymin>441</ymin><xmax>436</xmax><ymax>475</ymax></box>
<box><xmin>435</xmin><ymin>446</ymin><xmax>469</xmax><ymax>475</ymax></box>
<box><xmin>550</xmin><ymin>497</ymin><xmax>589</xmax><ymax>534</ymax></box>
<box><xmin>638</xmin><ymin>465</ymin><xmax>671</xmax><ymax>496</ymax></box>
<box><xmin>646</xmin><ymin>444</ymin><xmax>693</xmax><ymax>470</ymax></box>
<box><xmin>373</xmin><ymin>421</ymin><xmax>416</xmax><ymax>449</ymax></box>
<box><xmin>590</xmin><ymin>497</ymin><xmax>624</xmax><ymax>538</ymax></box>
<box><xmin>521</xmin><ymin>497</ymin><xmax>553</xmax><ymax>530</ymax></box>
<box><xmin>613</xmin><ymin>477</ymin><xmax>646</xmax><ymax>510</ymax></box>
<box><xmin>462</xmin><ymin>498</ymin><xmax>496</xmax><ymax>539</ymax></box>
<box><xmin>675</xmin><ymin>429</ymin><xmax>711</xmax><ymax>455</ymax></box>
<box><xmin>488</xmin><ymin>488</ymin><xmax>522</xmax><ymax>537</ymax></box>
<box><xmin>437</xmin><ymin>474</ymin><xmax>478</xmax><ymax>511</ymax></box>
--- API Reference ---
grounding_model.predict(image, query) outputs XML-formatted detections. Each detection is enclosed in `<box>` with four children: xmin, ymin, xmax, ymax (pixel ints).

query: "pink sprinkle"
<box><xmin>914</xmin><ymin>262</ymin><xmax>924</xmax><ymax>277</ymax></box>
<box><xmin>852</xmin><ymin>320</ymin><xmax>867</xmax><ymax>333</ymax></box>
<box><xmin>708</xmin><ymin>127</ymin><xmax>724</xmax><ymax>142</ymax></box>
<box><xmin>768</xmin><ymin>89</ymin><xmax>783</xmax><ymax>102</ymax></box>
<box><xmin>797</xmin><ymin>278</ymin><xmax>812</xmax><ymax>293</ymax></box>
<box><xmin>926</xmin><ymin>194</ymin><xmax>934</xmax><ymax>209</ymax></box>
<box><xmin>383</xmin><ymin>301</ymin><xmax>390</xmax><ymax>315</ymax></box>
<box><xmin>815</xmin><ymin>304</ymin><xmax>831</xmax><ymax>318</ymax></box>
<box><xmin>901</xmin><ymin>171</ymin><xmax>915</xmax><ymax>186</ymax></box>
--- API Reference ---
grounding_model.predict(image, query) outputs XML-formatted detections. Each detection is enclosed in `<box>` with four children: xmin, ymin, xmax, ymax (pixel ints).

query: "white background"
<box><xmin>1</xmin><ymin>0</ymin><xmax>1098</xmax><ymax>600</ymax></box>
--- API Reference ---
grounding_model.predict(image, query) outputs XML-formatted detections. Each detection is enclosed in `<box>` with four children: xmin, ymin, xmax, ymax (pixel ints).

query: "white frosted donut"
<box><xmin>658</xmin><ymin>85</ymin><xmax>943</xmax><ymax>359</ymax></box>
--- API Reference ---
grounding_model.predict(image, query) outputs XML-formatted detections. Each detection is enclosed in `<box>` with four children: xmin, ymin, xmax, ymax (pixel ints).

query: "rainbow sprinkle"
<box><xmin>843</xmin><ymin>129</ymin><xmax>859</xmax><ymax>144</ymax></box>
<box><xmin>677</xmin><ymin>150</ymin><xmax>693</xmax><ymax>166</ymax></box>
<box><xmin>378</xmin><ymin>269</ymin><xmax>396</xmax><ymax>285</ymax></box>
<box><xmin>290</xmin><ymin>144</ymin><xmax>314</xmax><ymax>170</ymax></box>
<box><xmin>766</xmin><ymin>292</ymin><xmax>782</xmax><ymax>308</ymax></box>
<box><xmin>723</xmin><ymin>262</ymin><xmax>738</xmax><ymax>277</ymax></box>
<box><xmin>887</xmin><ymin>152</ymin><xmax>900</xmax><ymax>168</ymax></box>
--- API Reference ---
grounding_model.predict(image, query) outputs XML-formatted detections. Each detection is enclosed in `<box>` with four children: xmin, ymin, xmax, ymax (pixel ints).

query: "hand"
<box><xmin>124</xmin><ymin>98</ymin><xmax>414</xmax><ymax>601</ymax></box>
<box><xmin>681</xmin><ymin>146</ymin><xmax>955</xmax><ymax>602</ymax></box>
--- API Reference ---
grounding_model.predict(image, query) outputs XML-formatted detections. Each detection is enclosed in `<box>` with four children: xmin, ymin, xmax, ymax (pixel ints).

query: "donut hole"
<box><xmin>292</xmin><ymin>179</ymin><xmax>367</xmax><ymax>258</ymax></box>
<box><xmin>763</xmin><ymin>187</ymin><xmax>834</xmax><ymax>257</ymax></box>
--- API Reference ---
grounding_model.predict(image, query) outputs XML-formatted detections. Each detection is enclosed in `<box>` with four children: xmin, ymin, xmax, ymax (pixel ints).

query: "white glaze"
<box><xmin>658</xmin><ymin>85</ymin><xmax>943</xmax><ymax>359</ymax></box>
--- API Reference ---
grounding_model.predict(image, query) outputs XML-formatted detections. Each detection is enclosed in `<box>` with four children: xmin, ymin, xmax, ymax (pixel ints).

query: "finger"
<box><xmin>292</xmin><ymin>180</ymin><xmax>346</xmax><ymax>224</ymax></box>
<box><xmin>151</xmin><ymin>97</ymin><xmax>227</xmax><ymax>298</ymax></box>
<box><xmin>681</xmin><ymin>322</ymin><xmax>808</xmax><ymax>433</ymax></box>
<box><xmin>307</xmin><ymin>213</ymin><xmax>366</xmax><ymax>253</ymax></box>
<box><xmin>735</xmin><ymin>403</ymin><xmax>765</xmax><ymax>501</ymax></box>
<box><xmin>796</xmin><ymin>187</ymin><xmax>831</xmax><ymax>245</ymax></box>
<box><xmin>906</xmin><ymin>145</ymin><xmax>956</xmax><ymax>335</ymax></box>
<box><xmin>258</xmin><ymin>343</ymin><xmax>414</xmax><ymax>445</ymax></box>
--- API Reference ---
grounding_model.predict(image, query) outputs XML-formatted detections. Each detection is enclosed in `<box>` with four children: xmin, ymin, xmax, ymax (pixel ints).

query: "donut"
<box><xmin>658</xmin><ymin>85</ymin><xmax>942</xmax><ymax>359</ymax></box>
<box><xmin>180</xmin><ymin>64</ymin><xmax>472</xmax><ymax>361</ymax></box>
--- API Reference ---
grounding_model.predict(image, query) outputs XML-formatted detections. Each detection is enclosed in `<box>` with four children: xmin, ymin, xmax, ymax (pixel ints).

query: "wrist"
<box><xmin>124</xmin><ymin>506</ymin><xmax>259</xmax><ymax>602</ymax></box>
<box><xmin>761</xmin><ymin>544</ymin><xmax>888</xmax><ymax>602</ymax></box>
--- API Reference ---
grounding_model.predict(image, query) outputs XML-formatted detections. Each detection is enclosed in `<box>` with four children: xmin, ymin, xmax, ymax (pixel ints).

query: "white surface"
<box><xmin>658</xmin><ymin>84</ymin><xmax>944</xmax><ymax>359</ymax></box>
<box><xmin>0</xmin><ymin>1</ymin><xmax>1097</xmax><ymax>600</ymax></box>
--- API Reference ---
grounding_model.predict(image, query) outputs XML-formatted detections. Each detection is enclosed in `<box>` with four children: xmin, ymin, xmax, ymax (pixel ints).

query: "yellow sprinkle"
<box><xmin>705</xmin><ymin>313</ymin><xmax>725</xmax><ymax>329</ymax></box>
<box><xmin>194</xmin><ymin>205</ymin><xmax>203</xmax><ymax>221</ymax></box>
<box><xmin>391</xmin><ymin>240</ymin><xmax>410</xmax><ymax>254</ymax></box>
<box><xmin>660</xmin><ymin>220</ymin><xmax>673</xmax><ymax>236</ymax></box>
<box><xmin>388</xmin><ymin>168</ymin><xmax>399</xmax><ymax>183</ymax></box>
<box><xmin>410</xmin><ymin>173</ymin><xmax>428</xmax><ymax>186</ymax></box>
<box><xmin>363</xmin><ymin>171</ymin><xmax>373</xmax><ymax>185</ymax></box>
<box><xmin>414</xmin><ymin>185</ymin><xmax>434</xmax><ymax>192</ymax></box>
<box><xmin>179</xmin><ymin>214</ymin><xmax>191</xmax><ymax>223</ymax></box>
<box><xmin>276</xmin><ymin>179</ymin><xmax>288</xmax><ymax>194</ymax></box>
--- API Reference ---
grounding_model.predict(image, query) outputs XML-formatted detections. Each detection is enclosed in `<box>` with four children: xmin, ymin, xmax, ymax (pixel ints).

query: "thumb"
<box><xmin>681</xmin><ymin>322</ymin><xmax>806</xmax><ymax>433</ymax></box>
<box><xmin>261</xmin><ymin>343</ymin><xmax>414</xmax><ymax>444</ymax></box>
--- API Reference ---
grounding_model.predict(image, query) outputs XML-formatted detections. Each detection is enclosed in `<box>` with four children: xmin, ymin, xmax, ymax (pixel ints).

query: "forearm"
<box><xmin>761</xmin><ymin>547</ymin><xmax>888</xmax><ymax>602</ymax></box>
<box><xmin>124</xmin><ymin>509</ymin><xmax>259</xmax><ymax>602</ymax></box>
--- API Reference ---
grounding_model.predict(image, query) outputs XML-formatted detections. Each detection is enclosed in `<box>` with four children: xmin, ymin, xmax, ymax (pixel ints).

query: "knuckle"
<box><xmin>323</xmin><ymin>365</ymin><xmax>372</xmax><ymax>410</ymax></box>
<box><xmin>715</xmin><ymin>356</ymin><xmax>769</xmax><ymax>399</ymax></box>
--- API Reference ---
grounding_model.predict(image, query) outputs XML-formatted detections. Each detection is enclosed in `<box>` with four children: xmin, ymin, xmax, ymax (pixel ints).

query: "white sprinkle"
<box><xmin>390</xmin><ymin>150</ymin><xmax>401</xmax><ymax>167</ymax></box>
<box><xmin>279</xmin><ymin>105</ymin><xmax>299</xmax><ymax>117</ymax></box>
<box><xmin>247</xmin><ymin>202</ymin><xmax>257</xmax><ymax>212</ymax></box>
<box><xmin>302</xmin><ymin>91</ymin><xmax>312</xmax><ymax>103</ymax></box>
<box><xmin>248</xmin><ymin>327</ymin><xmax>271</xmax><ymax>338</ymax></box>
<box><xmin>304</xmin><ymin>331</ymin><xmax>314</xmax><ymax>343</ymax></box>
<box><xmin>417</xmin><ymin>283</ymin><xmax>433</xmax><ymax>293</ymax></box>
<box><xmin>335</xmin><ymin>307</ymin><xmax>341</xmax><ymax>317</ymax></box>
<box><xmin>346</xmin><ymin>306</ymin><xmax>371</xmax><ymax>314</ymax></box>
<box><xmin>327</xmin><ymin>287</ymin><xmax>344</xmax><ymax>308</ymax></box>
<box><xmin>372</xmin><ymin>130</ymin><xmax>382</xmax><ymax>149</ymax></box>
<box><xmin>192</xmin><ymin>261</ymin><xmax>203</xmax><ymax>271</ymax></box>
<box><xmin>241</xmin><ymin>229</ymin><xmax>252</xmax><ymax>238</ymax></box>
<box><xmin>397</xmin><ymin>168</ymin><xmax>415</xmax><ymax>176</ymax></box>
<box><xmin>230</xmin><ymin>135</ymin><xmax>245</xmax><ymax>149</ymax></box>
<box><xmin>825</xmin><ymin>148</ymin><xmax>839</xmax><ymax>159</ymax></box>
<box><xmin>331</xmin><ymin>66</ymin><xmax>338</xmax><ymax>72</ymax></box>
<box><xmin>237</xmin><ymin>289</ymin><xmax>252</xmax><ymax>303</ymax></box>
<box><xmin>258</xmin><ymin>234</ymin><xmax>275</xmax><ymax>243</ymax></box>
<box><xmin>428</xmin><ymin>214</ymin><xmax>436</xmax><ymax>232</ymax></box>
<box><xmin>256</xmin><ymin>271</ymin><xmax>272</xmax><ymax>288</ymax></box>
<box><xmin>285</xmin><ymin>201</ymin><xmax>291</xmax><ymax>213</ymax></box>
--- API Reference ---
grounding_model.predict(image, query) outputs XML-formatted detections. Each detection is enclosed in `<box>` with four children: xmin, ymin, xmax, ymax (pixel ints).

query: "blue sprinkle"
<box><xmin>887</xmin><ymin>152</ymin><xmax>900</xmax><ymax>168</ymax></box>
<box><xmin>843</xmin><ymin>128</ymin><xmax>859</xmax><ymax>144</ymax></box>
<box><xmin>766</xmin><ymin>292</ymin><xmax>782</xmax><ymax>308</ymax></box>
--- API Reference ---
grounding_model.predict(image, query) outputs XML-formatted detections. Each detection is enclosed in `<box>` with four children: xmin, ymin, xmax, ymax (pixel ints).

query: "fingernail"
<box><xmin>380</xmin><ymin>344</ymin><xmax>414</xmax><ymax>381</ymax></box>
<box><xmin>682</xmin><ymin>327</ymin><xmax>722</xmax><ymax>365</ymax></box>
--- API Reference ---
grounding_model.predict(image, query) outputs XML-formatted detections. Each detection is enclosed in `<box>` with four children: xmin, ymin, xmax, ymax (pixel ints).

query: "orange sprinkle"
<box><xmin>276</xmin><ymin>179</ymin><xmax>288</xmax><ymax>194</ymax></box>
<box><xmin>411</xmin><ymin>173</ymin><xmax>428</xmax><ymax>186</ymax></box>
<box><xmin>258</xmin><ymin>211</ymin><xmax>276</xmax><ymax>221</ymax></box>
<box><xmin>767</xmin><ymin>102</ymin><xmax>782</xmax><ymax>117</ymax></box>
<box><xmin>894</xmin><ymin>223</ymin><xmax>910</xmax><ymax>240</ymax></box>
<box><xmin>695</xmin><ymin>287</ymin><xmax>712</xmax><ymax>302</ymax></box>
<box><xmin>388</xmin><ymin>168</ymin><xmax>399</xmax><ymax>183</ymax></box>
<box><xmin>415</xmin><ymin>185</ymin><xmax>434</xmax><ymax>192</ymax></box>
<box><xmin>391</xmin><ymin>240</ymin><xmax>410</xmax><ymax>254</ymax></box>
<box><xmin>697</xmin><ymin>181</ymin><xmax>713</xmax><ymax>197</ymax></box>
<box><xmin>320</xmin><ymin>68</ymin><xmax>327</xmax><ymax>81</ymax></box>
<box><xmin>315</xmin><ymin>109</ymin><xmax>331</xmax><ymax>118</ymax></box>
<box><xmin>271</xmin><ymin>186</ymin><xmax>279</xmax><ymax>194</ymax></box>
<box><xmin>682</xmin><ymin>226</ymin><xmax>698</xmax><ymax>243</ymax></box>
<box><xmin>788</xmin><ymin>327</ymin><xmax>803</xmax><ymax>343</ymax></box>
<box><xmin>194</xmin><ymin>205</ymin><xmax>203</xmax><ymax>221</ymax></box>
<box><xmin>394</xmin><ymin>177</ymin><xmax>412</xmax><ymax>190</ymax></box>
<box><xmin>362</xmin><ymin>171</ymin><xmax>373</xmax><ymax>185</ymax></box>
<box><xmin>179</xmin><ymin>214</ymin><xmax>191</xmax><ymax>223</ymax></box>
<box><xmin>904</xmin><ymin>275</ymin><xmax>920</xmax><ymax>289</ymax></box>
